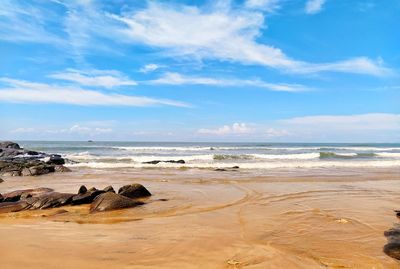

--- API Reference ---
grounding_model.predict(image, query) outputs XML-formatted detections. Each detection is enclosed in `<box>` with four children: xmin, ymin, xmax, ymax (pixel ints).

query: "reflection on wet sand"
<box><xmin>0</xmin><ymin>167</ymin><xmax>399</xmax><ymax>268</ymax></box>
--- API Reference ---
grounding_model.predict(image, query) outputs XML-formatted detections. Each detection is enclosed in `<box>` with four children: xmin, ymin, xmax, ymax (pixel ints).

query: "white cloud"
<box><xmin>198</xmin><ymin>123</ymin><xmax>253</xmax><ymax>135</ymax></box>
<box><xmin>0</xmin><ymin>78</ymin><xmax>189</xmax><ymax>107</ymax></box>
<box><xmin>110</xmin><ymin>2</ymin><xmax>389</xmax><ymax>76</ymax></box>
<box><xmin>59</xmin><ymin>125</ymin><xmax>113</xmax><ymax>135</ymax></box>
<box><xmin>291</xmin><ymin>57</ymin><xmax>391</xmax><ymax>76</ymax></box>
<box><xmin>10</xmin><ymin>127</ymin><xmax>35</xmax><ymax>133</ymax></box>
<box><xmin>305</xmin><ymin>0</ymin><xmax>326</xmax><ymax>14</ymax></box>
<box><xmin>139</xmin><ymin>64</ymin><xmax>162</xmax><ymax>73</ymax></box>
<box><xmin>49</xmin><ymin>69</ymin><xmax>137</xmax><ymax>88</ymax></box>
<box><xmin>150</xmin><ymin>72</ymin><xmax>308</xmax><ymax>92</ymax></box>
<box><xmin>0</xmin><ymin>0</ymin><xmax>63</xmax><ymax>44</ymax></box>
<box><xmin>245</xmin><ymin>0</ymin><xmax>281</xmax><ymax>12</ymax></box>
<box><xmin>281</xmin><ymin>113</ymin><xmax>400</xmax><ymax>131</ymax></box>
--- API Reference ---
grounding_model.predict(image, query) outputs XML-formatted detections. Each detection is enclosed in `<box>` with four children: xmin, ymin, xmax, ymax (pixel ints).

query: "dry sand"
<box><xmin>0</xmin><ymin>167</ymin><xmax>399</xmax><ymax>268</ymax></box>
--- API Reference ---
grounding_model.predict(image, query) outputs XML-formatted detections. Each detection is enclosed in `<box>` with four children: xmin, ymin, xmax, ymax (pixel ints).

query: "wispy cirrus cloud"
<box><xmin>0</xmin><ymin>0</ymin><xmax>63</xmax><ymax>44</ymax></box>
<box><xmin>305</xmin><ymin>0</ymin><xmax>326</xmax><ymax>14</ymax></box>
<box><xmin>0</xmin><ymin>78</ymin><xmax>188</xmax><ymax>107</ymax></box>
<box><xmin>150</xmin><ymin>72</ymin><xmax>308</xmax><ymax>92</ymax></box>
<box><xmin>49</xmin><ymin>69</ymin><xmax>137</xmax><ymax>88</ymax></box>
<box><xmin>245</xmin><ymin>0</ymin><xmax>281</xmax><ymax>12</ymax></box>
<box><xmin>0</xmin><ymin>1</ymin><xmax>392</xmax><ymax>77</ymax></box>
<box><xmin>281</xmin><ymin>113</ymin><xmax>400</xmax><ymax>131</ymax></box>
<box><xmin>110</xmin><ymin>1</ymin><xmax>390</xmax><ymax>76</ymax></box>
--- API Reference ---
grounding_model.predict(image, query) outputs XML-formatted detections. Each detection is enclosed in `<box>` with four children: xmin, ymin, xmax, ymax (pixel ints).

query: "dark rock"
<box><xmin>24</xmin><ymin>150</ymin><xmax>39</xmax><ymax>156</ymax></box>
<box><xmin>88</xmin><ymin>187</ymin><xmax>97</xmax><ymax>192</ymax></box>
<box><xmin>90</xmin><ymin>192</ymin><xmax>144</xmax><ymax>213</ymax></box>
<box><xmin>384</xmin><ymin>242</ymin><xmax>400</xmax><ymax>260</ymax></box>
<box><xmin>118</xmin><ymin>183</ymin><xmax>151</xmax><ymax>199</ymax></box>
<box><xmin>143</xmin><ymin>160</ymin><xmax>185</xmax><ymax>165</ymax></box>
<box><xmin>214</xmin><ymin>168</ymin><xmax>227</xmax><ymax>172</ymax></box>
<box><xmin>78</xmin><ymin>185</ymin><xmax>87</xmax><ymax>194</ymax></box>
<box><xmin>1</xmin><ymin>170</ymin><xmax>21</xmax><ymax>176</ymax></box>
<box><xmin>384</xmin><ymin>212</ymin><xmax>400</xmax><ymax>260</ymax></box>
<box><xmin>0</xmin><ymin>201</ymin><xmax>31</xmax><ymax>213</ymax></box>
<box><xmin>0</xmin><ymin>141</ymin><xmax>21</xmax><ymax>149</ymax></box>
<box><xmin>103</xmin><ymin>185</ymin><xmax>115</xmax><ymax>193</ymax></box>
<box><xmin>0</xmin><ymin>177</ymin><xmax>3</xmax><ymax>183</ymax></box>
<box><xmin>54</xmin><ymin>165</ymin><xmax>71</xmax><ymax>173</ymax></box>
<box><xmin>71</xmin><ymin>189</ymin><xmax>105</xmax><ymax>205</ymax></box>
<box><xmin>21</xmin><ymin>164</ymin><xmax>55</xmax><ymax>176</ymax></box>
<box><xmin>232</xmin><ymin>166</ymin><xmax>240</xmax><ymax>169</ymax></box>
<box><xmin>2</xmin><ymin>188</ymin><xmax>53</xmax><ymax>203</ymax></box>
<box><xmin>25</xmin><ymin>192</ymin><xmax>74</xmax><ymax>209</ymax></box>
<box><xmin>46</xmin><ymin>155</ymin><xmax>65</xmax><ymax>165</ymax></box>
<box><xmin>0</xmin><ymin>193</ymin><xmax>3</xmax><ymax>202</ymax></box>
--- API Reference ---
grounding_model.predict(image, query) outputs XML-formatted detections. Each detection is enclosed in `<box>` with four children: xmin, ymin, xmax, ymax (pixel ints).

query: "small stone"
<box><xmin>103</xmin><ymin>185</ymin><xmax>115</xmax><ymax>193</ymax></box>
<box><xmin>118</xmin><ymin>184</ymin><xmax>151</xmax><ymax>199</ymax></box>
<box><xmin>78</xmin><ymin>185</ymin><xmax>87</xmax><ymax>194</ymax></box>
<box><xmin>335</xmin><ymin>218</ymin><xmax>349</xmax><ymax>224</ymax></box>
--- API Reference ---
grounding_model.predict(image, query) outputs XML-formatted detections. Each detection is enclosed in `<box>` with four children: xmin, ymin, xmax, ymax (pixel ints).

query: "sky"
<box><xmin>0</xmin><ymin>0</ymin><xmax>399</xmax><ymax>142</ymax></box>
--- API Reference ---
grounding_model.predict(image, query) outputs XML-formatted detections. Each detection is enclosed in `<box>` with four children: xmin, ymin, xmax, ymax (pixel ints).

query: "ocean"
<box><xmin>16</xmin><ymin>141</ymin><xmax>400</xmax><ymax>170</ymax></box>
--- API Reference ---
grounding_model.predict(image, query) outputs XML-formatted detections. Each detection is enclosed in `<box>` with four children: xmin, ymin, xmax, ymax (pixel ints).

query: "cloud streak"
<box><xmin>0</xmin><ymin>78</ymin><xmax>189</xmax><ymax>107</ymax></box>
<box><xmin>150</xmin><ymin>72</ymin><xmax>308</xmax><ymax>92</ymax></box>
<box><xmin>49</xmin><ymin>69</ymin><xmax>137</xmax><ymax>88</ymax></box>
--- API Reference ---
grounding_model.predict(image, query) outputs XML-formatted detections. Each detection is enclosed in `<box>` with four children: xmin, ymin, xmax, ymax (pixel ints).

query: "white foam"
<box><xmin>251</xmin><ymin>153</ymin><xmax>320</xmax><ymax>160</ymax></box>
<box><xmin>67</xmin><ymin>159</ymin><xmax>400</xmax><ymax>169</ymax></box>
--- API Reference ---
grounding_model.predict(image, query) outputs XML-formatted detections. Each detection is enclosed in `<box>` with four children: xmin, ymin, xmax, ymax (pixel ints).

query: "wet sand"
<box><xmin>0</xmin><ymin>167</ymin><xmax>399</xmax><ymax>268</ymax></box>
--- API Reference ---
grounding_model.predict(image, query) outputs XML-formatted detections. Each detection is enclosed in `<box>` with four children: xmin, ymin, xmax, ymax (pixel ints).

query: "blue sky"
<box><xmin>0</xmin><ymin>0</ymin><xmax>399</xmax><ymax>142</ymax></box>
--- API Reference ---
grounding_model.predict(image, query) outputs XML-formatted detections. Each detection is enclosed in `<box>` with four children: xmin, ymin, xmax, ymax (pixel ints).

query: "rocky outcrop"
<box><xmin>143</xmin><ymin>160</ymin><xmax>185</xmax><ymax>165</ymax></box>
<box><xmin>71</xmin><ymin>187</ymin><xmax>105</xmax><ymax>205</ymax></box>
<box><xmin>90</xmin><ymin>192</ymin><xmax>144</xmax><ymax>213</ymax></box>
<box><xmin>0</xmin><ymin>141</ymin><xmax>21</xmax><ymax>149</ymax></box>
<box><xmin>0</xmin><ymin>141</ymin><xmax>71</xmax><ymax>176</ymax></box>
<box><xmin>118</xmin><ymin>183</ymin><xmax>152</xmax><ymax>199</ymax></box>
<box><xmin>0</xmin><ymin>178</ymin><xmax>3</xmax><ymax>183</ymax></box>
<box><xmin>384</xmin><ymin>211</ymin><xmax>400</xmax><ymax>260</ymax></box>
<box><xmin>0</xmin><ymin>183</ymin><xmax>151</xmax><ymax>214</ymax></box>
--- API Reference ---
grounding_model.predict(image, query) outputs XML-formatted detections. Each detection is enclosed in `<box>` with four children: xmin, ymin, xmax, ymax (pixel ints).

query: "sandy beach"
<box><xmin>1</xmin><ymin>167</ymin><xmax>399</xmax><ymax>269</ymax></box>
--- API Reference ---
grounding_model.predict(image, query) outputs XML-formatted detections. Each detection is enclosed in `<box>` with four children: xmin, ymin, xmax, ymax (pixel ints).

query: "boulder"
<box><xmin>0</xmin><ymin>201</ymin><xmax>31</xmax><ymax>213</ymax></box>
<box><xmin>71</xmin><ymin>189</ymin><xmax>105</xmax><ymax>205</ymax></box>
<box><xmin>384</xmin><ymin>212</ymin><xmax>400</xmax><ymax>260</ymax></box>
<box><xmin>1</xmin><ymin>188</ymin><xmax>54</xmax><ymax>202</ymax></box>
<box><xmin>21</xmin><ymin>165</ymin><xmax>55</xmax><ymax>176</ymax></box>
<box><xmin>103</xmin><ymin>185</ymin><xmax>115</xmax><ymax>193</ymax></box>
<box><xmin>1</xmin><ymin>170</ymin><xmax>21</xmax><ymax>176</ymax></box>
<box><xmin>0</xmin><ymin>141</ymin><xmax>21</xmax><ymax>149</ymax></box>
<box><xmin>46</xmin><ymin>155</ymin><xmax>65</xmax><ymax>165</ymax></box>
<box><xmin>118</xmin><ymin>183</ymin><xmax>151</xmax><ymax>199</ymax></box>
<box><xmin>25</xmin><ymin>192</ymin><xmax>74</xmax><ymax>209</ymax></box>
<box><xmin>0</xmin><ymin>177</ymin><xmax>3</xmax><ymax>183</ymax></box>
<box><xmin>90</xmin><ymin>192</ymin><xmax>144</xmax><ymax>213</ymax></box>
<box><xmin>0</xmin><ymin>193</ymin><xmax>3</xmax><ymax>202</ymax></box>
<box><xmin>54</xmin><ymin>165</ymin><xmax>71</xmax><ymax>173</ymax></box>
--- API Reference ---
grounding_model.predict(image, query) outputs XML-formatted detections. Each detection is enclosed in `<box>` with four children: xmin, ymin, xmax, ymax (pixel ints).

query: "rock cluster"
<box><xmin>0</xmin><ymin>183</ymin><xmax>151</xmax><ymax>214</ymax></box>
<box><xmin>383</xmin><ymin>210</ymin><xmax>400</xmax><ymax>260</ymax></box>
<box><xmin>0</xmin><ymin>141</ymin><xmax>71</xmax><ymax>176</ymax></box>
